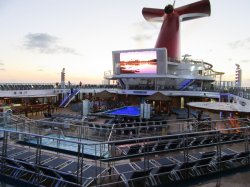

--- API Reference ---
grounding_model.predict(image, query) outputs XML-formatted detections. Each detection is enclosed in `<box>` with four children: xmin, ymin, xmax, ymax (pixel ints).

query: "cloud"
<box><xmin>132</xmin><ymin>34</ymin><xmax>153</xmax><ymax>42</ymax></box>
<box><xmin>243</xmin><ymin>79</ymin><xmax>250</xmax><ymax>87</ymax></box>
<box><xmin>23</xmin><ymin>33</ymin><xmax>79</xmax><ymax>55</ymax></box>
<box><xmin>240</xmin><ymin>59</ymin><xmax>250</xmax><ymax>63</ymax></box>
<box><xmin>131</xmin><ymin>22</ymin><xmax>159</xmax><ymax>43</ymax></box>
<box><xmin>0</xmin><ymin>60</ymin><xmax>5</xmax><ymax>71</ymax></box>
<box><xmin>134</xmin><ymin>22</ymin><xmax>159</xmax><ymax>30</ymax></box>
<box><xmin>36</xmin><ymin>65</ymin><xmax>45</xmax><ymax>72</ymax></box>
<box><xmin>228</xmin><ymin>37</ymin><xmax>250</xmax><ymax>49</ymax></box>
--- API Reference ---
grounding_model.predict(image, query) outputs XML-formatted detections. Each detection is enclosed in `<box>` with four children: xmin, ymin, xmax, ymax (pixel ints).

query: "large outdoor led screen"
<box><xmin>120</xmin><ymin>51</ymin><xmax>157</xmax><ymax>74</ymax></box>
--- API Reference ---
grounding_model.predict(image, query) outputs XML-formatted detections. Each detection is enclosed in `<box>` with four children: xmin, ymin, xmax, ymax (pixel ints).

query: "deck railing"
<box><xmin>0</xmin><ymin>120</ymin><xmax>250</xmax><ymax>186</ymax></box>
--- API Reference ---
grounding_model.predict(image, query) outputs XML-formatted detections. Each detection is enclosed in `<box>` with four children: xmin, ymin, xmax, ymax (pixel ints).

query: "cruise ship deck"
<box><xmin>0</xmin><ymin>110</ymin><xmax>250</xmax><ymax>187</ymax></box>
<box><xmin>1</xmin><ymin>0</ymin><xmax>250</xmax><ymax>186</ymax></box>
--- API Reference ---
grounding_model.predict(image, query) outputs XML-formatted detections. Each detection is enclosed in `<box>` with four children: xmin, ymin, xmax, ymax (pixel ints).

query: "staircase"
<box><xmin>118</xmin><ymin>79</ymin><xmax>126</xmax><ymax>89</ymax></box>
<box><xmin>178</xmin><ymin>79</ymin><xmax>194</xmax><ymax>90</ymax></box>
<box><xmin>59</xmin><ymin>88</ymin><xmax>80</xmax><ymax>108</ymax></box>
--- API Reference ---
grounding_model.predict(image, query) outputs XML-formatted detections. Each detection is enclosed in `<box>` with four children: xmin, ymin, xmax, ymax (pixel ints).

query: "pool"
<box><xmin>19</xmin><ymin>134</ymin><xmax>109</xmax><ymax>159</ymax></box>
<box><xmin>104</xmin><ymin>106</ymin><xmax>140</xmax><ymax>117</ymax></box>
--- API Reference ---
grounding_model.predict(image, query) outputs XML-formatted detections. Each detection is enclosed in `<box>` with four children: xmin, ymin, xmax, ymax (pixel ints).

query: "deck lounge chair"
<box><xmin>134</xmin><ymin>160</ymin><xmax>157</xmax><ymax>185</ymax></box>
<box><xmin>140</xmin><ymin>143</ymin><xmax>156</xmax><ymax>153</ymax></box>
<box><xmin>147</xmin><ymin>158</ymin><xmax>176</xmax><ymax>185</ymax></box>
<box><xmin>191</xmin><ymin>157</ymin><xmax>213</xmax><ymax>176</ymax></box>
<box><xmin>210</xmin><ymin>152</ymin><xmax>237</xmax><ymax>171</ymax></box>
<box><xmin>153</xmin><ymin>157</ymin><xmax>175</xmax><ymax>166</ymax></box>
<box><xmin>170</xmin><ymin>155</ymin><xmax>197</xmax><ymax>180</ymax></box>
<box><xmin>3</xmin><ymin>147</ymin><xmax>26</xmax><ymax>157</ymax></box>
<box><xmin>42</xmin><ymin>157</ymin><xmax>69</xmax><ymax>169</ymax></box>
<box><xmin>18</xmin><ymin>161</ymin><xmax>40</xmax><ymax>183</ymax></box>
<box><xmin>152</xmin><ymin>164</ymin><xmax>176</xmax><ymax>184</ymax></box>
<box><xmin>135</xmin><ymin>160</ymin><xmax>156</xmax><ymax>170</ymax></box>
<box><xmin>232</xmin><ymin>151</ymin><xmax>250</xmax><ymax>166</ymax></box>
<box><xmin>27</xmin><ymin>154</ymin><xmax>54</xmax><ymax>164</ymax></box>
<box><xmin>14</xmin><ymin>151</ymin><xmax>36</xmax><ymax>161</ymax></box>
<box><xmin>58</xmin><ymin>164</ymin><xmax>107</xmax><ymax>187</ymax></box>
<box><xmin>200</xmin><ymin>135</ymin><xmax>216</xmax><ymax>145</ymax></box>
<box><xmin>154</xmin><ymin>141</ymin><xmax>168</xmax><ymax>152</ymax></box>
<box><xmin>59</xmin><ymin>161</ymin><xmax>86</xmax><ymax>174</ymax></box>
<box><xmin>189</xmin><ymin>150</ymin><xmax>217</xmax><ymax>174</ymax></box>
<box><xmin>3</xmin><ymin>158</ymin><xmax>22</xmax><ymax>177</ymax></box>
<box><xmin>222</xmin><ymin>148</ymin><xmax>250</xmax><ymax>166</ymax></box>
<box><xmin>0</xmin><ymin>145</ymin><xmax>14</xmax><ymax>155</ymax></box>
<box><xmin>80</xmin><ymin>165</ymin><xmax>107</xmax><ymax>186</ymax></box>
<box><xmin>190</xmin><ymin>150</ymin><xmax>217</xmax><ymax>159</ymax></box>
<box><xmin>113</xmin><ymin>163</ymin><xmax>152</xmax><ymax>187</ymax></box>
<box><xmin>189</xmin><ymin>136</ymin><xmax>205</xmax><ymax>147</ymax></box>
<box><xmin>119</xmin><ymin>144</ymin><xmax>141</xmax><ymax>156</ymax></box>
<box><xmin>220</xmin><ymin>134</ymin><xmax>233</xmax><ymax>142</ymax></box>
<box><xmin>57</xmin><ymin>172</ymin><xmax>80</xmax><ymax>186</ymax></box>
<box><xmin>38</xmin><ymin>166</ymin><xmax>62</xmax><ymax>187</ymax></box>
<box><xmin>2</xmin><ymin>158</ymin><xmax>35</xmax><ymax>182</ymax></box>
<box><xmin>165</xmin><ymin>139</ymin><xmax>181</xmax><ymax>150</ymax></box>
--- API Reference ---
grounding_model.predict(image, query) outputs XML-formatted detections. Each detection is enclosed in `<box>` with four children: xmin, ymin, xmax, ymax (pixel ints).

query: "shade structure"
<box><xmin>94</xmin><ymin>90</ymin><xmax>115</xmax><ymax>100</ymax></box>
<box><xmin>145</xmin><ymin>92</ymin><xmax>171</xmax><ymax>101</ymax></box>
<box><xmin>187</xmin><ymin>102</ymin><xmax>250</xmax><ymax>113</ymax></box>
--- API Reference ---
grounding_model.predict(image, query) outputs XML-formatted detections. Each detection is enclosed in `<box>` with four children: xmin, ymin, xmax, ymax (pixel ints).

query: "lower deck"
<box><xmin>0</xmin><ymin>111</ymin><xmax>250</xmax><ymax>186</ymax></box>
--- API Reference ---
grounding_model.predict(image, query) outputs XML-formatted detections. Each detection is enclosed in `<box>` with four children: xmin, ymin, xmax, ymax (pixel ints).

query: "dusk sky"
<box><xmin>120</xmin><ymin>51</ymin><xmax>156</xmax><ymax>62</ymax></box>
<box><xmin>0</xmin><ymin>0</ymin><xmax>250</xmax><ymax>86</ymax></box>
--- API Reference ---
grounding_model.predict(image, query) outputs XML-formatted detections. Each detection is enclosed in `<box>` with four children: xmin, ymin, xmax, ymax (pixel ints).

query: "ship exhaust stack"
<box><xmin>142</xmin><ymin>0</ymin><xmax>211</xmax><ymax>61</ymax></box>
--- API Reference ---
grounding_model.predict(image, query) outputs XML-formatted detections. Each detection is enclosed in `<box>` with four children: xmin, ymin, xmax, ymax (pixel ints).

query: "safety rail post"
<box><xmin>35</xmin><ymin>135</ymin><xmax>42</xmax><ymax>185</ymax></box>
<box><xmin>183</xmin><ymin>133</ymin><xmax>189</xmax><ymax>180</ymax></box>
<box><xmin>108</xmin><ymin>123</ymin><xmax>116</xmax><ymax>142</ymax></box>
<box><xmin>245</xmin><ymin>126</ymin><xmax>250</xmax><ymax>165</ymax></box>
<box><xmin>1</xmin><ymin>131</ymin><xmax>8</xmax><ymax>175</ymax></box>
<box><xmin>216</xmin><ymin>130</ymin><xmax>222</xmax><ymax>178</ymax></box>
<box><xmin>107</xmin><ymin>141</ymin><xmax>113</xmax><ymax>180</ymax></box>
<box><xmin>99</xmin><ymin>142</ymin><xmax>105</xmax><ymax>186</ymax></box>
<box><xmin>95</xmin><ymin>144</ymin><xmax>97</xmax><ymax>186</ymax></box>
<box><xmin>81</xmin><ymin>143</ymin><xmax>84</xmax><ymax>186</ymax></box>
<box><xmin>77</xmin><ymin>142</ymin><xmax>83</xmax><ymax>186</ymax></box>
<box><xmin>3</xmin><ymin>131</ymin><xmax>8</xmax><ymax>158</ymax></box>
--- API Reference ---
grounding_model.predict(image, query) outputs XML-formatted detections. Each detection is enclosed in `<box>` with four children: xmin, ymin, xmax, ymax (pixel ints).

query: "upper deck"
<box><xmin>0</xmin><ymin>82</ymin><xmax>250</xmax><ymax>100</ymax></box>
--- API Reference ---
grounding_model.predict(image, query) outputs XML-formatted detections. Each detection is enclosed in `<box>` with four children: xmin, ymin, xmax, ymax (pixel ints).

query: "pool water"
<box><xmin>105</xmin><ymin>106</ymin><xmax>140</xmax><ymax>117</ymax></box>
<box><xmin>25</xmin><ymin>134</ymin><xmax>109</xmax><ymax>158</ymax></box>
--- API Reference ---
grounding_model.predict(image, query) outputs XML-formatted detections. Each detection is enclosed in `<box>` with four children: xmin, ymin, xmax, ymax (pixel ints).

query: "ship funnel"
<box><xmin>142</xmin><ymin>0</ymin><xmax>211</xmax><ymax>61</ymax></box>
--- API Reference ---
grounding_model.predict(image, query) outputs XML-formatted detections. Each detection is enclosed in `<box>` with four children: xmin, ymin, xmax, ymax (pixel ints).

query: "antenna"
<box><xmin>173</xmin><ymin>0</ymin><xmax>176</xmax><ymax>7</ymax></box>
